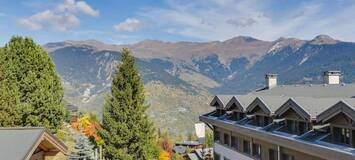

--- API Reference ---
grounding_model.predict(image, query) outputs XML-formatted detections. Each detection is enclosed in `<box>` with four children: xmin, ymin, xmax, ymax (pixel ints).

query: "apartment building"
<box><xmin>199</xmin><ymin>71</ymin><xmax>355</xmax><ymax>160</ymax></box>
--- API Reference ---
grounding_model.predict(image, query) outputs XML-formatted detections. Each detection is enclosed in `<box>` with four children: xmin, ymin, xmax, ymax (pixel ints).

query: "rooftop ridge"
<box><xmin>0</xmin><ymin>127</ymin><xmax>46</xmax><ymax>130</ymax></box>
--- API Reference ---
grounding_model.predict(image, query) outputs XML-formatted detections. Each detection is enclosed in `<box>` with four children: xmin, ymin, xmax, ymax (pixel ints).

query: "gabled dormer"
<box><xmin>210</xmin><ymin>95</ymin><xmax>230</xmax><ymax>117</ymax></box>
<box><xmin>225</xmin><ymin>96</ymin><xmax>246</xmax><ymax>121</ymax></box>
<box><xmin>275</xmin><ymin>98</ymin><xmax>312</xmax><ymax>135</ymax></box>
<box><xmin>246</xmin><ymin>97</ymin><xmax>273</xmax><ymax>127</ymax></box>
<box><xmin>317</xmin><ymin>101</ymin><xmax>355</xmax><ymax>147</ymax></box>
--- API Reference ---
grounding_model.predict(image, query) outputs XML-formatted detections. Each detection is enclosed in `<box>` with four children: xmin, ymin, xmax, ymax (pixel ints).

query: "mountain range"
<box><xmin>44</xmin><ymin>34</ymin><xmax>355</xmax><ymax>137</ymax></box>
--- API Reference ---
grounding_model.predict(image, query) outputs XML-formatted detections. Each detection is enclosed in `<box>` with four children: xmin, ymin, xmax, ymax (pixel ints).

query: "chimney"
<box><xmin>323</xmin><ymin>71</ymin><xmax>341</xmax><ymax>84</ymax></box>
<box><xmin>265</xmin><ymin>74</ymin><xmax>277</xmax><ymax>89</ymax></box>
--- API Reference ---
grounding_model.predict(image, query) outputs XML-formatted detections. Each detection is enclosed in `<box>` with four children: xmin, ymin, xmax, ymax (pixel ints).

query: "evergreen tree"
<box><xmin>99</xmin><ymin>48</ymin><xmax>158</xmax><ymax>160</ymax></box>
<box><xmin>70</xmin><ymin>133</ymin><xmax>95</xmax><ymax>160</ymax></box>
<box><xmin>0</xmin><ymin>60</ymin><xmax>22</xmax><ymax>127</ymax></box>
<box><xmin>0</xmin><ymin>36</ymin><xmax>67</xmax><ymax>132</ymax></box>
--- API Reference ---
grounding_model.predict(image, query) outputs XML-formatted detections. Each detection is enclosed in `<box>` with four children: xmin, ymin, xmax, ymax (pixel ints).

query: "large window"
<box><xmin>333</xmin><ymin>127</ymin><xmax>350</xmax><ymax>145</ymax></box>
<box><xmin>214</xmin><ymin>130</ymin><xmax>220</xmax><ymax>143</ymax></box>
<box><xmin>243</xmin><ymin>140</ymin><xmax>251</xmax><ymax>155</ymax></box>
<box><xmin>285</xmin><ymin>120</ymin><xmax>309</xmax><ymax>135</ymax></box>
<box><xmin>223</xmin><ymin>133</ymin><xmax>229</xmax><ymax>145</ymax></box>
<box><xmin>269</xmin><ymin>149</ymin><xmax>278</xmax><ymax>160</ymax></box>
<box><xmin>252</xmin><ymin>143</ymin><xmax>262</xmax><ymax>159</ymax></box>
<box><xmin>231</xmin><ymin>136</ymin><xmax>238</xmax><ymax>150</ymax></box>
<box><xmin>286</xmin><ymin>120</ymin><xmax>296</xmax><ymax>133</ymax></box>
<box><xmin>255</xmin><ymin>115</ymin><xmax>272</xmax><ymax>127</ymax></box>
<box><xmin>281</xmin><ymin>153</ymin><xmax>294</xmax><ymax>160</ymax></box>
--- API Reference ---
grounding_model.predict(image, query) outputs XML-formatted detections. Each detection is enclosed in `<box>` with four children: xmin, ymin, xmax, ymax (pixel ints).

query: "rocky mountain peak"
<box><xmin>223</xmin><ymin>36</ymin><xmax>259</xmax><ymax>44</ymax></box>
<box><xmin>268</xmin><ymin>37</ymin><xmax>306</xmax><ymax>53</ymax></box>
<box><xmin>309</xmin><ymin>35</ymin><xmax>338</xmax><ymax>45</ymax></box>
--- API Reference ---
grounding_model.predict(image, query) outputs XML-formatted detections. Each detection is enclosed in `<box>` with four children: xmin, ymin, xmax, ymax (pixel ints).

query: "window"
<box><xmin>231</xmin><ymin>136</ymin><xmax>238</xmax><ymax>150</ymax></box>
<box><xmin>298</xmin><ymin>121</ymin><xmax>307</xmax><ymax>134</ymax></box>
<box><xmin>216</xmin><ymin>109</ymin><xmax>226</xmax><ymax>116</ymax></box>
<box><xmin>285</xmin><ymin>120</ymin><xmax>309</xmax><ymax>135</ymax></box>
<box><xmin>281</xmin><ymin>153</ymin><xmax>294</xmax><ymax>160</ymax></box>
<box><xmin>230</xmin><ymin>112</ymin><xmax>245</xmax><ymax>121</ymax></box>
<box><xmin>214</xmin><ymin>152</ymin><xmax>221</xmax><ymax>160</ymax></box>
<box><xmin>269</xmin><ymin>149</ymin><xmax>277</xmax><ymax>160</ymax></box>
<box><xmin>243</xmin><ymin>140</ymin><xmax>251</xmax><ymax>155</ymax></box>
<box><xmin>252</xmin><ymin>143</ymin><xmax>262</xmax><ymax>159</ymax></box>
<box><xmin>256</xmin><ymin>115</ymin><xmax>263</xmax><ymax>126</ymax></box>
<box><xmin>223</xmin><ymin>133</ymin><xmax>229</xmax><ymax>145</ymax></box>
<box><xmin>333</xmin><ymin>127</ymin><xmax>350</xmax><ymax>145</ymax></box>
<box><xmin>255</xmin><ymin>115</ymin><xmax>272</xmax><ymax>127</ymax></box>
<box><xmin>264</xmin><ymin>117</ymin><xmax>272</xmax><ymax>126</ymax></box>
<box><xmin>214</xmin><ymin>130</ymin><xmax>220</xmax><ymax>143</ymax></box>
<box><xmin>286</xmin><ymin>120</ymin><xmax>296</xmax><ymax>133</ymax></box>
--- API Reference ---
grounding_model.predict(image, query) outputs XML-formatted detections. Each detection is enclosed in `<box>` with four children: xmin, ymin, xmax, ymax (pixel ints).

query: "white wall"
<box><xmin>214</xmin><ymin>143</ymin><xmax>254</xmax><ymax>160</ymax></box>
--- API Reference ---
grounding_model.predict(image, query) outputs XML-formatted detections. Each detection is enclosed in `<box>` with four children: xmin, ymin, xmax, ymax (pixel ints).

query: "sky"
<box><xmin>1</xmin><ymin>0</ymin><xmax>355</xmax><ymax>45</ymax></box>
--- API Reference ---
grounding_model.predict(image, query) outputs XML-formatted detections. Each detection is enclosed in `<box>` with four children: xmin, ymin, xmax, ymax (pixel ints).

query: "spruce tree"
<box><xmin>0</xmin><ymin>36</ymin><xmax>67</xmax><ymax>132</ymax></box>
<box><xmin>70</xmin><ymin>133</ymin><xmax>95</xmax><ymax>160</ymax></box>
<box><xmin>99</xmin><ymin>48</ymin><xmax>158</xmax><ymax>160</ymax></box>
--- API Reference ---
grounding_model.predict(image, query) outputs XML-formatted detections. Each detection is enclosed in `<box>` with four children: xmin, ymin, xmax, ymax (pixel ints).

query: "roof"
<box><xmin>210</xmin><ymin>95</ymin><xmax>234</xmax><ymax>108</ymax></box>
<box><xmin>210</xmin><ymin>83</ymin><xmax>355</xmax><ymax>121</ymax></box>
<box><xmin>187</xmin><ymin>148</ymin><xmax>213</xmax><ymax>160</ymax></box>
<box><xmin>0</xmin><ymin>127</ymin><xmax>67</xmax><ymax>160</ymax></box>
<box><xmin>173</xmin><ymin>146</ymin><xmax>186</xmax><ymax>154</ymax></box>
<box><xmin>175</xmin><ymin>140</ymin><xmax>202</xmax><ymax>146</ymax></box>
<box><xmin>252</xmin><ymin>84</ymin><xmax>355</xmax><ymax>98</ymax></box>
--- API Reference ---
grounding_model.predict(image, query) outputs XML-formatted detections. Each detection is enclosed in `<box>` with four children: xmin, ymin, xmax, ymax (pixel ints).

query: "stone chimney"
<box><xmin>323</xmin><ymin>71</ymin><xmax>341</xmax><ymax>84</ymax></box>
<box><xmin>265</xmin><ymin>74</ymin><xmax>278</xmax><ymax>89</ymax></box>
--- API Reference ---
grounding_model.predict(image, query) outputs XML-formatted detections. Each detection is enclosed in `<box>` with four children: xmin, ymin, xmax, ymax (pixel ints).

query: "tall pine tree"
<box><xmin>99</xmin><ymin>48</ymin><xmax>158</xmax><ymax>160</ymax></box>
<box><xmin>0</xmin><ymin>36</ymin><xmax>67</xmax><ymax>132</ymax></box>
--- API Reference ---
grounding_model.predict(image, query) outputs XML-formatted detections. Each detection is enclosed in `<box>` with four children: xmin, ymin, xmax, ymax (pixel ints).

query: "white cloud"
<box><xmin>57</xmin><ymin>0</ymin><xmax>99</xmax><ymax>17</ymax></box>
<box><xmin>113</xmin><ymin>18</ymin><xmax>142</xmax><ymax>32</ymax></box>
<box><xmin>18</xmin><ymin>0</ymin><xmax>98</xmax><ymax>32</ymax></box>
<box><xmin>141</xmin><ymin>0</ymin><xmax>355</xmax><ymax>41</ymax></box>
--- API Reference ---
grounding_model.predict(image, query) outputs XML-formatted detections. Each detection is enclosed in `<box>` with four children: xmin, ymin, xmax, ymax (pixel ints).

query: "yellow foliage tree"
<box><xmin>159</xmin><ymin>150</ymin><xmax>170</xmax><ymax>160</ymax></box>
<box><xmin>71</xmin><ymin>113</ymin><xmax>103</xmax><ymax>145</ymax></box>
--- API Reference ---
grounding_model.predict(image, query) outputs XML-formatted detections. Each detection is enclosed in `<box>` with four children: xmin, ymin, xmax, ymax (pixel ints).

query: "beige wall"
<box><xmin>214</xmin><ymin>126</ymin><xmax>325</xmax><ymax>160</ymax></box>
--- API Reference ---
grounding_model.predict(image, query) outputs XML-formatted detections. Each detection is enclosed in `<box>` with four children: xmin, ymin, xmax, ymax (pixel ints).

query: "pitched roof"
<box><xmin>225</xmin><ymin>95</ymin><xmax>256</xmax><ymax>111</ymax></box>
<box><xmin>210</xmin><ymin>95</ymin><xmax>234</xmax><ymax>108</ymax></box>
<box><xmin>246</xmin><ymin>96</ymin><xmax>289</xmax><ymax>115</ymax></box>
<box><xmin>253</xmin><ymin>84</ymin><xmax>355</xmax><ymax>98</ymax></box>
<box><xmin>210</xmin><ymin>83</ymin><xmax>355</xmax><ymax>119</ymax></box>
<box><xmin>316</xmin><ymin>99</ymin><xmax>355</xmax><ymax>123</ymax></box>
<box><xmin>0</xmin><ymin>127</ymin><xmax>67</xmax><ymax>160</ymax></box>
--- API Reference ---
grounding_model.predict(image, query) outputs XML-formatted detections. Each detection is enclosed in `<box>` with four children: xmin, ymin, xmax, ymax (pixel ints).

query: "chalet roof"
<box><xmin>0</xmin><ymin>127</ymin><xmax>67</xmax><ymax>160</ymax></box>
<box><xmin>211</xmin><ymin>83</ymin><xmax>355</xmax><ymax>120</ymax></box>
<box><xmin>252</xmin><ymin>84</ymin><xmax>355</xmax><ymax>98</ymax></box>
<box><xmin>210</xmin><ymin>95</ymin><xmax>234</xmax><ymax>108</ymax></box>
<box><xmin>225</xmin><ymin>95</ymin><xmax>256</xmax><ymax>111</ymax></box>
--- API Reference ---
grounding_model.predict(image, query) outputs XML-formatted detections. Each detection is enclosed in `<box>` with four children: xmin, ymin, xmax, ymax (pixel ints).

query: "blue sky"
<box><xmin>1</xmin><ymin>0</ymin><xmax>355</xmax><ymax>45</ymax></box>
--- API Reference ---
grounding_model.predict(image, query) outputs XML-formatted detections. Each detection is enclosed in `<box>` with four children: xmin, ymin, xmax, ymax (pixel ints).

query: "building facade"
<box><xmin>200</xmin><ymin>71</ymin><xmax>355</xmax><ymax>160</ymax></box>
